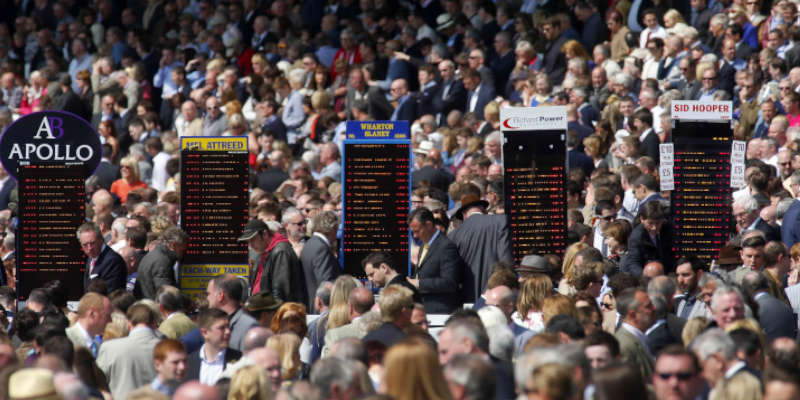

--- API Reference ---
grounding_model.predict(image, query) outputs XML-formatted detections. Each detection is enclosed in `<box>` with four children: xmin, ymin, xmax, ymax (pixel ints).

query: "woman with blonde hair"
<box><xmin>110</xmin><ymin>156</ymin><xmax>147</xmax><ymax>203</ymax></box>
<box><xmin>681</xmin><ymin>317</ymin><xmax>710</xmax><ymax>346</ymax></box>
<box><xmin>228</xmin><ymin>365</ymin><xmax>272</xmax><ymax>400</ymax></box>
<box><xmin>382</xmin><ymin>339</ymin><xmax>454</xmax><ymax>400</ymax></box>
<box><xmin>583</xmin><ymin>135</ymin><xmax>608</xmax><ymax>169</ymax></box>
<box><xmin>267</xmin><ymin>333</ymin><xmax>305</xmax><ymax>382</ymax></box>
<box><xmin>558</xmin><ymin>242</ymin><xmax>589</xmax><ymax>296</ymax></box>
<box><xmin>512</xmin><ymin>274</ymin><xmax>553</xmax><ymax>332</ymax></box>
<box><xmin>326</xmin><ymin>275</ymin><xmax>361</xmax><ymax>330</ymax></box>
<box><xmin>524</xmin><ymin>73</ymin><xmax>553</xmax><ymax>107</ymax></box>
<box><xmin>662</xmin><ymin>9</ymin><xmax>687</xmax><ymax>29</ymax></box>
<box><xmin>542</xmin><ymin>294</ymin><xmax>578</xmax><ymax>325</ymax></box>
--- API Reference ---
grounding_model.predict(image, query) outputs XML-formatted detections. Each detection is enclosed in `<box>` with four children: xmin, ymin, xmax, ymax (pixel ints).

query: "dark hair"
<box><xmin>197</xmin><ymin>308</ymin><xmax>229</xmax><ymax>330</ymax></box>
<box><xmin>14</xmin><ymin>308</ymin><xmax>39</xmax><ymax>342</ymax></box>
<box><xmin>742</xmin><ymin>235</ymin><xmax>766</xmax><ymax>249</ymax></box>
<box><xmin>44</xmin><ymin>334</ymin><xmax>74</xmax><ymax>368</ymax></box>
<box><xmin>544</xmin><ymin>314</ymin><xmax>586</xmax><ymax>340</ymax></box>
<box><xmin>585</xmin><ymin>331</ymin><xmax>621</xmax><ymax>357</ymax></box>
<box><xmin>408</xmin><ymin>207</ymin><xmax>435</xmax><ymax>225</ymax></box>
<box><xmin>593</xmin><ymin>363</ymin><xmax>648</xmax><ymax>400</ymax></box>
<box><xmin>729</xmin><ymin>328</ymin><xmax>763</xmax><ymax>358</ymax></box>
<box><xmin>674</xmin><ymin>255</ymin><xmax>706</xmax><ymax>273</ymax></box>
<box><xmin>362</xmin><ymin>252</ymin><xmax>397</xmax><ymax>273</ymax></box>
<box><xmin>109</xmin><ymin>290</ymin><xmax>135</xmax><ymax>313</ymax></box>
<box><xmin>656</xmin><ymin>345</ymin><xmax>701</xmax><ymax>374</ymax></box>
<box><xmin>638</xmin><ymin>201</ymin><xmax>664</xmax><ymax>221</ymax></box>
<box><xmin>28</xmin><ymin>288</ymin><xmax>51</xmax><ymax>307</ymax></box>
<box><xmin>211</xmin><ymin>274</ymin><xmax>244</xmax><ymax>304</ymax></box>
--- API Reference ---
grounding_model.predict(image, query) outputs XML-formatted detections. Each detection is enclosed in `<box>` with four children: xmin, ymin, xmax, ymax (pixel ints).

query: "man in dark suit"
<box><xmin>462</xmin><ymin>68</ymin><xmax>495</xmax><ymax>120</ymax></box>
<box><xmin>363</xmin><ymin>252</ymin><xmax>421</xmax><ymax>303</ymax></box>
<box><xmin>432</xmin><ymin>60</ymin><xmax>466</xmax><ymax>124</ymax></box>
<box><xmin>205</xmin><ymin>273</ymin><xmax>260</xmax><ymax>352</ymax></box>
<box><xmin>389</xmin><ymin>79</ymin><xmax>417</xmax><ymax>122</ymax></box>
<box><xmin>407</xmin><ymin>208</ymin><xmax>464</xmax><ymax>314</ymax></box>
<box><xmin>542</xmin><ymin>16</ymin><xmax>568</xmax><ymax>86</ymax></box>
<box><xmin>620</xmin><ymin>202</ymin><xmax>675</xmax><ymax>277</ymax></box>
<box><xmin>300</xmin><ymin>211</ymin><xmax>341</xmax><ymax>311</ymax></box>
<box><xmin>743</xmin><ymin>271</ymin><xmax>796</xmax><ymax>342</ymax></box>
<box><xmin>567</xmin><ymin>129</ymin><xmax>595</xmax><ymax>177</ymax></box>
<box><xmin>632</xmin><ymin>108</ymin><xmax>660</xmax><ymax>163</ymax></box>
<box><xmin>345</xmin><ymin>68</ymin><xmax>393</xmax><ymax>121</ymax></box>
<box><xmin>53</xmin><ymin>75</ymin><xmax>90</xmax><ymax>121</ymax></box>
<box><xmin>575</xmin><ymin>1</ymin><xmax>608</xmax><ymax>52</ymax></box>
<box><xmin>690</xmin><ymin>0</ymin><xmax>714</xmax><ymax>41</ymax></box>
<box><xmin>449</xmin><ymin>194</ymin><xmax>513</xmax><ymax>303</ymax></box>
<box><xmin>490</xmin><ymin>32</ymin><xmax>515</xmax><ymax>96</ymax></box>
<box><xmin>184</xmin><ymin>308</ymin><xmax>242</xmax><ymax>384</ymax></box>
<box><xmin>412</xmin><ymin>148</ymin><xmax>453</xmax><ymax>193</ymax></box>
<box><xmin>783</xmin><ymin>190</ymin><xmax>800</xmax><ymax>249</ymax></box>
<box><xmin>91</xmin><ymin>94</ymin><xmax>120</xmax><ymax>130</ymax></box>
<box><xmin>93</xmin><ymin>144</ymin><xmax>120</xmax><ymax>191</ymax></box>
<box><xmin>416</xmin><ymin>65</ymin><xmax>439</xmax><ymax>117</ymax></box>
<box><xmin>256</xmin><ymin>150</ymin><xmax>290</xmax><ymax>193</ymax></box>
<box><xmin>0</xmin><ymin>168</ymin><xmax>15</xmax><ymax>211</ymax></box>
<box><xmin>646</xmin><ymin>293</ymin><xmax>682</xmax><ymax>355</ymax></box>
<box><xmin>78</xmin><ymin>222</ymin><xmax>127</xmax><ymax>292</ymax></box>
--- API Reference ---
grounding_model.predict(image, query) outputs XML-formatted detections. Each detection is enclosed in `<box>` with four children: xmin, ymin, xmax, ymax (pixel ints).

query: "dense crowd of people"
<box><xmin>2</xmin><ymin>0</ymin><xmax>800</xmax><ymax>399</ymax></box>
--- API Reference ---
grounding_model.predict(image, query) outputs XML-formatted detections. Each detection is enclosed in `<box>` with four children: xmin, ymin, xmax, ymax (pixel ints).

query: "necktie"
<box><xmin>90</xmin><ymin>258</ymin><xmax>96</xmax><ymax>274</ymax></box>
<box><xmin>419</xmin><ymin>243</ymin><xmax>430</xmax><ymax>266</ymax></box>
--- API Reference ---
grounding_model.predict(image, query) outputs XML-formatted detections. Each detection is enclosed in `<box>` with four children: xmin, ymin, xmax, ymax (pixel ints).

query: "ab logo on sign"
<box><xmin>0</xmin><ymin>111</ymin><xmax>102</xmax><ymax>180</ymax></box>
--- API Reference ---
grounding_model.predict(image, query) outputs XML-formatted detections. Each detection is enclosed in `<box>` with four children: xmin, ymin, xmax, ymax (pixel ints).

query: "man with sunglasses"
<box><xmin>653</xmin><ymin>345</ymin><xmax>705</xmax><ymax>400</ymax></box>
<box><xmin>592</xmin><ymin>200</ymin><xmax>616</xmax><ymax>257</ymax></box>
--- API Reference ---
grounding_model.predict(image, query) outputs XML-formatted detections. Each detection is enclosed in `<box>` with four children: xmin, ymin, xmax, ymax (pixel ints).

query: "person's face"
<box><xmin>206</xmin><ymin>99</ymin><xmax>220</xmax><ymax>118</ymax></box>
<box><xmin>89</xmin><ymin>299</ymin><xmax>112</xmax><ymax>335</ymax></box>
<box><xmin>409</xmin><ymin>218</ymin><xmax>434</xmax><ymax>243</ymax></box>
<box><xmin>597</xmin><ymin>209</ymin><xmax>616</xmax><ymax>231</ymax></box>
<box><xmin>80</xmin><ymin>230</ymin><xmax>103</xmax><ymax>258</ymax></box>
<box><xmin>484</xmin><ymin>140</ymin><xmax>500</xmax><ymax>157</ymax></box>
<box><xmin>206</xmin><ymin>280</ymin><xmax>222</xmax><ymax>308</ymax></box>
<box><xmin>248</xmin><ymin>230</ymin><xmax>268</xmax><ymax>253</ymax></box>
<box><xmin>723</xmin><ymin>41</ymin><xmax>736</xmax><ymax>60</ymax></box>
<box><xmin>285</xmin><ymin>215</ymin><xmax>306</xmax><ymax>240</ymax></box>
<box><xmin>468</xmin><ymin>51</ymin><xmax>482</xmax><ymax>68</ymax></box>
<box><xmin>641</xmin><ymin>218</ymin><xmax>663</xmax><ymax>238</ymax></box>
<box><xmin>364</xmin><ymin>262</ymin><xmax>387</xmax><ymax>287</ymax></box>
<box><xmin>389</xmin><ymin>82</ymin><xmax>406</xmax><ymax>101</ymax></box>
<box><xmin>769</xmin><ymin>32</ymin><xmax>783</xmax><ymax>50</ymax></box>
<box><xmin>410</xmin><ymin>307</ymin><xmax>428</xmax><ymax>330</ymax></box>
<box><xmin>653</xmin><ymin>355</ymin><xmax>702</xmax><ymax>400</ymax></box>
<box><xmin>202</xmin><ymin>317</ymin><xmax>231</xmax><ymax>349</ymax></box>
<box><xmin>633</xmin><ymin>291</ymin><xmax>656</xmax><ymax>330</ymax></box>
<box><xmin>606</xmin><ymin>18</ymin><xmax>619</xmax><ymax>32</ymax></box>
<box><xmin>264</xmin><ymin>352</ymin><xmax>282</xmax><ymax>392</ymax></box>
<box><xmin>604</xmin><ymin>235</ymin><xmax>621</xmax><ymax>253</ymax></box>
<box><xmin>591</xmin><ymin>69</ymin><xmax>606</xmax><ymax>89</ymax></box>
<box><xmin>691</xmin><ymin>0</ymin><xmax>704</xmax><ymax>10</ymax></box>
<box><xmin>155</xmin><ymin>351</ymin><xmax>187</xmax><ymax>382</ymax></box>
<box><xmin>439</xmin><ymin>63</ymin><xmax>454</xmax><ymax>80</ymax></box>
<box><xmin>619</xmin><ymin>101</ymin><xmax>634</xmax><ymax>116</ymax></box>
<box><xmin>438</xmin><ymin>328</ymin><xmax>468</xmax><ymax>365</ymax></box>
<box><xmin>644</xmin><ymin>13</ymin><xmax>658</xmax><ymax>28</ymax></box>
<box><xmin>765</xmin><ymin>381</ymin><xmax>800</xmax><ymax>400</ymax></box>
<box><xmin>740</xmin><ymin>246</ymin><xmax>764</xmax><ymax>270</ymax></box>
<box><xmin>733</xmin><ymin>204</ymin><xmax>756</xmax><ymax>230</ymax></box>
<box><xmin>542</xmin><ymin>24</ymin><xmax>556</xmax><ymax>40</ymax></box>
<box><xmin>676</xmin><ymin>262</ymin><xmax>699</xmax><ymax>293</ymax></box>
<box><xmin>779</xmin><ymin>152</ymin><xmax>793</xmax><ymax>177</ymax></box>
<box><xmin>712</xmin><ymin>292</ymin><xmax>745</xmax><ymax>329</ymax></box>
<box><xmin>585</xmin><ymin>345</ymin><xmax>614</xmax><ymax>369</ymax></box>
<box><xmin>702</xmin><ymin>70</ymin><xmax>717</xmax><ymax>90</ymax></box>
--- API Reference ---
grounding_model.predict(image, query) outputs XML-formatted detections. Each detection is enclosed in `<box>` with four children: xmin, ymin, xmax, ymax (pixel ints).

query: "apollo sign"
<box><xmin>0</xmin><ymin>111</ymin><xmax>101</xmax><ymax>180</ymax></box>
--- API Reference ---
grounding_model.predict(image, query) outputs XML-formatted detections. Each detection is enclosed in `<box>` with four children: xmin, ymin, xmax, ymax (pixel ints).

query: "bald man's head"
<box><xmin>349</xmin><ymin>287</ymin><xmax>374</xmax><ymax>316</ymax></box>
<box><xmin>247</xmin><ymin>347</ymin><xmax>282</xmax><ymax>393</ymax></box>
<box><xmin>174</xmin><ymin>381</ymin><xmax>219</xmax><ymax>400</ymax></box>
<box><xmin>485</xmin><ymin>285</ymin><xmax>515</xmax><ymax>319</ymax></box>
<box><xmin>643</xmin><ymin>261</ymin><xmax>664</xmax><ymax>279</ymax></box>
<box><xmin>242</xmin><ymin>326</ymin><xmax>274</xmax><ymax>354</ymax></box>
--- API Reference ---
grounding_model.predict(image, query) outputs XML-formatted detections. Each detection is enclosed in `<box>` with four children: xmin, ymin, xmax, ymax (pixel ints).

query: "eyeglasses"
<box><xmin>599</xmin><ymin>215</ymin><xmax>615</xmax><ymax>221</ymax></box>
<box><xmin>601</xmin><ymin>302</ymin><xmax>614</xmax><ymax>310</ymax></box>
<box><xmin>656</xmin><ymin>372</ymin><xmax>694</xmax><ymax>381</ymax></box>
<box><xmin>702</xmin><ymin>76</ymin><xmax>717</xmax><ymax>81</ymax></box>
<box><xmin>289</xmin><ymin>220</ymin><xmax>306</xmax><ymax>226</ymax></box>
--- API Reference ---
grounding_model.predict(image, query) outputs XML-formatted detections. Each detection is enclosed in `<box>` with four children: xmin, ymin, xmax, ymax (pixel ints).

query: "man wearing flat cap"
<box><xmin>449</xmin><ymin>193</ymin><xmax>513</xmax><ymax>303</ymax></box>
<box><xmin>245</xmin><ymin>291</ymin><xmax>284</xmax><ymax>327</ymax></box>
<box><xmin>238</xmin><ymin>219</ymin><xmax>305</xmax><ymax>304</ymax></box>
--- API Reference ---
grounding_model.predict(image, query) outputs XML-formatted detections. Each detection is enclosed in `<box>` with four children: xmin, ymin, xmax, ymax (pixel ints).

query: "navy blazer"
<box><xmin>782</xmin><ymin>199</ymin><xmax>800</xmax><ymax>249</ymax></box>
<box><xmin>620</xmin><ymin>221</ymin><xmax>675</xmax><ymax>276</ymax></box>
<box><xmin>184</xmin><ymin>347</ymin><xmax>242</xmax><ymax>382</ymax></box>
<box><xmin>755</xmin><ymin>293</ymin><xmax>796</xmax><ymax>342</ymax></box>
<box><xmin>466</xmin><ymin>84</ymin><xmax>496</xmax><ymax>120</ymax></box>
<box><xmin>639</xmin><ymin>130</ymin><xmax>660</xmax><ymax>163</ymax></box>
<box><xmin>415</xmin><ymin>232</ymin><xmax>465</xmax><ymax>314</ymax></box>
<box><xmin>417</xmin><ymin>82</ymin><xmax>439</xmax><ymax>117</ymax></box>
<box><xmin>84</xmin><ymin>245</ymin><xmax>127</xmax><ymax>292</ymax></box>
<box><xmin>0</xmin><ymin>178</ymin><xmax>15</xmax><ymax>210</ymax></box>
<box><xmin>432</xmin><ymin>79</ymin><xmax>466</xmax><ymax>122</ymax></box>
<box><xmin>568</xmin><ymin>149</ymin><xmax>595</xmax><ymax>177</ymax></box>
<box><xmin>391</xmin><ymin>96</ymin><xmax>417</xmax><ymax>122</ymax></box>
<box><xmin>92</xmin><ymin>160</ymin><xmax>120</xmax><ymax>191</ymax></box>
<box><xmin>580</xmin><ymin>12</ymin><xmax>608</xmax><ymax>51</ymax></box>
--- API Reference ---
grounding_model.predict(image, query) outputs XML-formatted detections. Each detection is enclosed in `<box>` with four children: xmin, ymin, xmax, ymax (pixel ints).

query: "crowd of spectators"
<box><xmin>3</xmin><ymin>0</ymin><xmax>800</xmax><ymax>399</ymax></box>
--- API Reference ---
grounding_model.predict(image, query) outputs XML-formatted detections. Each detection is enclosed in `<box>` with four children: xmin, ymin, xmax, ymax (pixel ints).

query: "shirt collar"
<box><xmin>724</xmin><ymin>360</ymin><xmax>747</xmax><ymax>379</ymax></box>
<box><xmin>313</xmin><ymin>232</ymin><xmax>331</xmax><ymax>247</ymax></box>
<box><xmin>199</xmin><ymin>344</ymin><xmax>226</xmax><ymax>363</ymax></box>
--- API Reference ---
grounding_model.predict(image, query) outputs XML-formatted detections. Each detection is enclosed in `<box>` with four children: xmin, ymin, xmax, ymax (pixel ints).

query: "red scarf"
<box><xmin>252</xmin><ymin>232</ymin><xmax>289</xmax><ymax>295</ymax></box>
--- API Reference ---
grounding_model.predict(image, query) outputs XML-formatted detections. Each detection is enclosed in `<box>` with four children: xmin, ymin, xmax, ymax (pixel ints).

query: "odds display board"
<box><xmin>180</xmin><ymin>137</ymin><xmax>249</xmax><ymax>298</ymax></box>
<box><xmin>500</xmin><ymin>107</ymin><xmax>568</xmax><ymax>262</ymax></box>
<box><xmin>669</xmin><ymin>101</ymin><xmax>734</xmax><ymax>263</ymax></box>
<box><xmin>342</xmin><ymin>121</ymin><xmax>410</xmax><ymax>278</ymax></box>
<box><xmin>17</xmin><ymin>164</ymin><xmax>85</xmax><ymax>300</ymax></box>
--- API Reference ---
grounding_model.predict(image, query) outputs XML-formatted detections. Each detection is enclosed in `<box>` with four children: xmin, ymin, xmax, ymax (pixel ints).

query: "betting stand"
<box><xmin>500</xmin><ymin>107</ymin><xmax>568</xmax><ymax>262</ymax></box>
<box><xmin>342</xmin><ymin>121</ymin><xmax>411</xmax><ymax>278</ymax></box>
<box><xmin>669</xmin><ymin>101</ymin><xmax>735</xmax><ymax>263</ymax></box>
<box><xmin>0</xmin><ymin>111</ymin><xmax>102</xmax><ymax>300</ymax></box>
<box><xmin>180</xmin><ymin>137</ymin><xmax>250</xmax><ymax>299</ymax></box>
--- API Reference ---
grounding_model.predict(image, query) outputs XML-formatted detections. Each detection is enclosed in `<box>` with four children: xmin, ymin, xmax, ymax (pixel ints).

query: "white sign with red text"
<box><xmin>670</xmin><ymin>101</ymin><xmax>733</xmax><ymax>120</ymax></box>
<box><xmin>500</xmin><ymin>106</ymin><xmax>568</xmax><ymax>131</ymax></box>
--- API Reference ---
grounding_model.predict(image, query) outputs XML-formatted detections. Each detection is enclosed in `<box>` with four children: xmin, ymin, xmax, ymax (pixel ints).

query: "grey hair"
<box><xmin>710</xmin><ymin>285</ymin><xmax>744</xmax><ymax>313</ymax></box>
<box><xmin>515</xmin><ymin>343</ymin><xmax>587</xmax><ymax>390</ymax></box>
<box><xmin>281</xmin><ymin>207</ymin><xmax>303</xmax><ymax>225</ymax></box>
<box><xmin>647</xmin><ymin>275</ymin><xmax>676</xmax><ymax>305</ymax></box>
<box><xmin>330</xmin><ymin>337</ymin><xmax>368</xmax><ymax>365</ymax></box>
<box><xmin>316</xmin><ymin>281</ymin><xmax>333</xmax><ymax>306</ymax></box>
<box><xmin>777</xmin><ymin>198</ymin><xmax>794</xmax><ymax>219</ymax></box>
<box><xmin>734</xmin><ymin>195</ymin><xmax>758</xmax><ymax>213</ymax></box>
<box><xmin>691</xmin><ymin>328</ymin><xmax>736</xmax><ymax>361</ymax></box>
<box><xmin>649</xmin><ymin>293</ymin><xmax>668</xmax><ymax>319</ymax></box>
<box><xmin>486</xmin><ymin>324</ymin><xmax>514</xmax><ymax>361</ymax></box>
<box><xmin>311</xmin><ymin>210</ymin><xmax>339</xmax><ymax>235</ymax></box>
<box><xmin>698</xmin><ymin>272</ymin><xmax>722</xmax><ymax>288</ymax></box>
<box><xmin>310</xmin><ymin>357</ymin><xmax>359</xmax><ymax>399</ymax></box>
<box><xmin>710</xmin><ymin>13</ymin><xmax>729</xmax><ymax>28</ymax></box>
<box><xmin>288</xmin><ymin>68</ymin><xmax>306</xmax><ymax>85</ymax></box>
<box><xmin>485</xmin><ymin>131</ymin><xmax>502</xmax><ymax>145</ymax></box>
<box><xmin>444</xmin><ymin>320</ymin><xmax>490</xmax><ymax>354</ymax></box>
<box><xmin>2</xmin><ymin>233</ymin><xmax>13</xmax><ymax>250</ymax></box>
<box><xmin>111</xmin><ymin>217</ymin><xmax>128</xmax><ymax>237</ymax></box>
<box><xmin>613</xmin><ymin>72</ymin><xmax>632</xmax><ymax>89</ymax></box>
<box><xmin>445</xmin><ymin>354</ymin><xmax>496</xmax><ymax>400</ymax></box>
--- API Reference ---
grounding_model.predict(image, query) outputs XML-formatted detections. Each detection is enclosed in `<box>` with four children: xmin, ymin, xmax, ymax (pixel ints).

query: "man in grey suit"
<box><xmin>206</xmin><ymin>274</ymin><xmax>260</xmax><ymax>353</ymax></box>
<box><xmin>449</xmin><ymin>194</ymin><xmax>513</xmax><ymax>303</ymax></box>
<box><xmin>96</xmin><ymin>304</ymin><xmax>161</xmax><ymax>400</ymax></box>
<box><xmin>300</xmin><ymin>211</ymin><xmax>341</xmax><ymax>311</ymax></box>
<box><xmin>321</xmin><ymin>287</ymin><xmax>374</xmax><ymax>358</ymax></box>
<box><xmin>614</xmin><ymin>288</ymin><xmax>656</xmax><ymax>380</ymax></box>
<box><xmin>742</xmin><ymin>271</ymin><xmax>796</xmax><ymax>342</ymax></box>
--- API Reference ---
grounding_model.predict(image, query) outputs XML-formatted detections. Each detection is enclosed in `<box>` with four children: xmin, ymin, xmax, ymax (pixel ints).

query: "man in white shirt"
<box><xmin>145</xmin><ymin>137</ymin><xmax>172</xmax><ymax>192</ymax></box>
<box><xmin>639</xmin><ymin>10</ymin><xmax>667</xmax><ymax>49</ymax></box>
<box><xmin>185</xmin><ymin>308</ymin><xmax>240</xmax><ymax>385</ymax></box>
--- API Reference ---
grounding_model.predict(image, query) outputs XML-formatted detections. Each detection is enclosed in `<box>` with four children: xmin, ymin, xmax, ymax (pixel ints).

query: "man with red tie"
<box><xmin>78</xmin><ymin>222</ymin><xmax>127</xmax><ymax>292</ymax></box>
